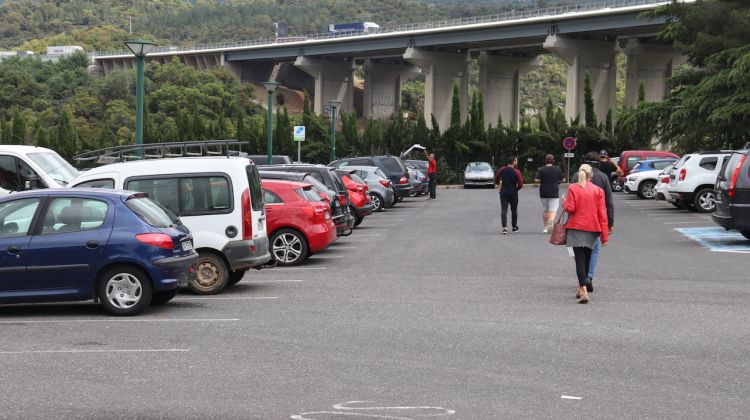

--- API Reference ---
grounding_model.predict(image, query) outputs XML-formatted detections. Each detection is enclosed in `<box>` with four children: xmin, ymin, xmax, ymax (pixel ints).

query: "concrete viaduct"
<box><xmin>91</xmin><ymin>0</ymin><xmax>690</xmax><ymax>130</ymax></box>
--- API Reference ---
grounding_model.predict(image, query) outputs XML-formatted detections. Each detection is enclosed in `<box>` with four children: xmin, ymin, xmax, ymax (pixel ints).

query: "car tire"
<box><xmin>741</xmin><ymin>231</ymin><xmax>750</xmax><ymax>240</ymax></box>
<box><xmin>228</xmin><ymin>270</ymin><xmax>246</xmax><ymax>286</ymax></box>
<box><xmin>693</xmin><ymin>188</ymin><xmax>716</xmax><ymax>213</ymax></box>
<box><xmin>638</xmin><ymin>181</ymin><xmax>656</xmax><ymax>199</ymax></box>
<box><xmin>97</xmin><ymin>265</ymin><xmax>153</xmax><ymax>316</ymax></box>
<box><xmin>189</xmin><ymin>252</ymin><xmax>229</xmax><ymax>295</ymax></box>
<box><xmin>354</xmin><ymin>216</ymin><xmax>364</xmax><ymax>227</ymax></box>
<box><xmin>151</xmin><ymin>289</ymin><xmax>178</xmax><ymax>306</ymax></box>
<box><xmin>271</xmin><ymin>228</ymin><xmax>309</xmax><ymax>267</ymax></box>
<box><xmin>369</xmin><ymin>193</ymin><xmax>384</xmax><ymax>212</ymax></box>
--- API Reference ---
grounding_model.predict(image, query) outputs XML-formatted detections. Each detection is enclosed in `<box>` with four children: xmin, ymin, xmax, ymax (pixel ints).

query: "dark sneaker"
<box><xmin>512</xmin><ymin>226</ymin><xmax>520</xmax><ymax>233</ymax></box>
<box><xmin>502</xmin><ymin>228</ymin><xmax>508</xmax><ymax>235</ymax></box>
<box><xmin>586</xmin><ymin>280</ymin><xmax>593</xmax><ymax>293</ymax></box>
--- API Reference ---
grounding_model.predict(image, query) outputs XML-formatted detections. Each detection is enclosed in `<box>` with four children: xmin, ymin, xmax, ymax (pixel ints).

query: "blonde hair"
<box><xmin>578</xmin><ymin>164</ymin><xmax>593</xmax><ymax>188</ymax></box>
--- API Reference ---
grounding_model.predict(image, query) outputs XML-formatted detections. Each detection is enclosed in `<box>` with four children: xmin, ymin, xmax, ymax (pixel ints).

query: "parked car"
<box><xmin>463</xmin><ymin>162</ymin><xmax>495</xmax><ymax>188</ymax></box>
<box><xmin>668</xmin><ymin>151</ymin><xmax>733</xmax><ymax>212</ymax></box>
<box><xmin>70</xmin><ymin>157</ymin><xmax>271</xmax><ymax>294</ymax></box>
<box><xmin>712</xmin><ymin>148</ymin><xmax>750</xmax><ymax>239</ymax></box>
<box><xmin>247</xmin><ymin>155</ymin><xmax>293</xmax><ymax>165</ymax></box>
<box><xmin>617</xmin><ymin>150</ymin><xmax>679</xmax><ymax>180</ymax></box>
<box><xmin>655</xmin><ymin>163</ymin><xmax>676</xmax><ymax>202</ymax></box>
<box><xmin>407</xmin><ymin>166</ymin><xmax>428</xmax><ymax>195</ymax></box>
<box><xmin>259</xmin><ymin>164</ymin><xmax>355</xmax><ymax>233</ymax></box>
<box><xmin>262</xmin><ymin>180</ymin><xmax>337</xmax><ymax>266</ymax></box>
<box><xmin>334</xmin><ymin>169</ymin><xmax>373</xmax><ymax>227</ymax></box>
<box><xmin>329</xmin><ymin>156</ymin><xmax>412</xmax><ymax>201</ymax></box>
<box><xmin>0</xmin><ymin>145</ymin><xmax>80</xmax><ymax>194</ymax></box>
<box><xmin>629</xmin><ymin>158</ymin><xmax>678</xmax><ymax>175</ymax></box>
<box><xmin>343</xmin><ymin>166</ymin><xmax>396</xmax><ymax>211</ymax></box>
<box><xmin>624</xmin><ymin>167</ymin><xmax>664</xmax><ymax>199</ymax></box>
<box><xmin>0</xmin><ymin>189</ymin><xmax>198</xmax><ymax>315</ymax></box>
<box><xmin>258</xmin><ymin>170</ymin><xmax>349</xmax><ymax>236</ymax></box>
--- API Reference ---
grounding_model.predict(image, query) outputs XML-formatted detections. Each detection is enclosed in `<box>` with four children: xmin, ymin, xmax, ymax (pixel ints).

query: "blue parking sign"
<box><xmin>293</xmin><ymin>126</ymin><xmax>305</xmax><ymax>142</ymax></box>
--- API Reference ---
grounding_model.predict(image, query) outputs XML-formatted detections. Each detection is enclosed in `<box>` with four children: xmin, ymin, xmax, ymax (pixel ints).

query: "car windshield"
<box><xmin>27</xmin><ymin>152</ymin><xmax>79</xmax><ymax>184</ymax></box>
<box><xmin>126</xmin><ymin>197</ymin><xmax>175</xmax><ymax>228</ymax></box>
<box><xmin>468</xmin><ymin>163</ymin><xmax>492</xmax><ymax>172</ymax></box>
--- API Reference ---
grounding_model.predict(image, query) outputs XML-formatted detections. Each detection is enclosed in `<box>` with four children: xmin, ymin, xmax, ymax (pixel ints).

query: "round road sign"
<box><xmin>563</xmin><ymin>137</ymin><xmax>577</xmax><ymax>151</ymax></box>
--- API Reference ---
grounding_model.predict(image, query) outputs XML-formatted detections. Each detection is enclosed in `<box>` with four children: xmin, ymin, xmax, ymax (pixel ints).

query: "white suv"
<box><xmin>668</xmin><ymin>151</ymin><xmax>733</xmax><ymax>213</ymax></box>
<box><xmin>0</xmin><ymin>145</ymin><xmax>79</xmax><ymax>194</ymax></box>
<box><xmin>70</xmin><ymin>157</ymin><xmax>271</xmax><ymax>294</ymax></box>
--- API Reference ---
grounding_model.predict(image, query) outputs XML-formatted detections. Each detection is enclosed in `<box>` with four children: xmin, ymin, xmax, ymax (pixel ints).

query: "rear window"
<box><xmin>245</xmin><ymin>165</ymin><xmax>264</xmax><ymax>211</ymax></box>
<box><xmin>721</xmin><ymin>153</ymin><xmax>746</xmax><ymax>180</ymax></box>
<box><xmin>74</xmin><ymin>179</ymin><xmax>115</xmax><ymax>189</ymax></box>
<box><xmin>348</xmin><ymin>173</ymin><xmax>366</xmax><ymax>184</ymax></box>
<box><xmin>126</xmin><ymin>176</ymin><xmax>232</xmax><ymax>216</ymax></box>
<box><xmin>297</xmin><ymin>187</ymin><xmax>324</xmax><ymax>202</ymax></box>
<box><xmin>380</xmin><ymin>157</ymin><xmax>405</xmax><ymax>173</ymax></box>
<box><xmin>126</xmin><ymin>197</ymin><xmax>174</xmax><ymax>228</ymax></box>
<box><xmin>698</xmin><ymin>157</ymin><xmax>718</xmax><ymax>171</ymax></box>
<box><xmin>375</xmin><ymin>168</ymin><xmax>388</xmax><ymax>179</ymax></box>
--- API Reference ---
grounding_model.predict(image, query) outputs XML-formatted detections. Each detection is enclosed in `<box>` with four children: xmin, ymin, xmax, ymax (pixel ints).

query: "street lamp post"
<box><xmin>328</xmin><ymin>100</ymin><xmax>342</xmax><ymax>162</ymax></box>
<box><xmin>263</xmin><ymin>81</ymin><xmax>280</xmax><ymax>165</ymax></box>
<box><xmin>124</xmin><ymin>40</ymin><xmax>156</xmax><ymax>157</ymax></box>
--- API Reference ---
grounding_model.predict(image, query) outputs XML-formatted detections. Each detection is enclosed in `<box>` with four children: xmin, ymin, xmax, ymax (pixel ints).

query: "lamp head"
<box><xmin>263</xmin><ymin>81</ymin><xmax>280</xmax><ymax>94</ymax></box>
<box><xmin>328</xmin><ymin>100</ymin><xmax>342</xmax><ymax>109</ymax></box>
<box><xmin>124</xmin><ymin>40</ymin><xmax>157</xmax><ymax>57</ymax></box>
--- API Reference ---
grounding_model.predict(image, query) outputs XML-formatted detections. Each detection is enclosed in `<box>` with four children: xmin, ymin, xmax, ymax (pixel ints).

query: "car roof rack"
<box><xmin>73</xmin><ymin>140</ymin><xmax>248</xmax><ymax>164</ymax></box>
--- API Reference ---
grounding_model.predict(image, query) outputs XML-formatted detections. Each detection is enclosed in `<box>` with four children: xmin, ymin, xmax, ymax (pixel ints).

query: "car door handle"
<box><xmin>86</xmin><ymin>240</ymin><xmax>99</xmax><ymax>249</ymax></box>
<box><xmin>7</xmin><ymin>245</ymin><xmax>20</xmax><ymax>254</ymax></box>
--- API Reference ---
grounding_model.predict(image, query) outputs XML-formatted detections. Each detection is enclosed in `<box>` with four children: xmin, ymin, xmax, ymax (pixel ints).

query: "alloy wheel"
<box><xmin>698</xmin><ymin>191</ymin><xmax>715</xmax><ymax>212</ymax></box>
<box><xmin>273</xmin><ymin>233</ymin><xmax>303</xmax><ymax>263</ymax></box>
<box><xmin>369</xmin><ymin>193</ymin><xmax>382</xmax><ymax>211</ymax></box>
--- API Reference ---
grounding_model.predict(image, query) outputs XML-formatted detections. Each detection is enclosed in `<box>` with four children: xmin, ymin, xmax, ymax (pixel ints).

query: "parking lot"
<box><xmin>1</xmin><ymin>187</ymin><xmax>748</xmax><ymax>419</ymax></box>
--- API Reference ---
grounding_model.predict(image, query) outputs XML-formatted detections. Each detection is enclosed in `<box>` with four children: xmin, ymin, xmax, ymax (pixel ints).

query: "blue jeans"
<box><xmin>587</xmin><ymin>237</ymin><xmax>601</xmax><ymax>279</ymax></box>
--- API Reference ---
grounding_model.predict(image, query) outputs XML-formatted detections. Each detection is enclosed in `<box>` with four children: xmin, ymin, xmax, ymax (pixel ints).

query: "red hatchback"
<box><xmin>262</xmin><ymin>180</ymin><xmax>337</xmax><ymax>266</ymax></box>
<box><xmin>336</xmin><ymin>170</ymin><xmax>374</xmax><ymax>227</ymax></box>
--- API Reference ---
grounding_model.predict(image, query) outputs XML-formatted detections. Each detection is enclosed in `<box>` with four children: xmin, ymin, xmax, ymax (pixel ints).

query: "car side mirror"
<box><xmin>24</xmin><ymin>176</ymin><xmax>43</xmax><ymax>190</ymax></box>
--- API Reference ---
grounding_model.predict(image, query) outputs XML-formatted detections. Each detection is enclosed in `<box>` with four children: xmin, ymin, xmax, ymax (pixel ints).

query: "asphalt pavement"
<box><xmin>0</xmin><ymin>187</ymin><xmax>748</xmax><ymax>419</ymax></box>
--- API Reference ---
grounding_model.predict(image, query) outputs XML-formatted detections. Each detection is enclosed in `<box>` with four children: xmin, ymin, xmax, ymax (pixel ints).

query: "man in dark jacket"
<box><xmin>494</xmin><ymin>156</ymin><xmax>523</xmax><ymax>235</ymax></box>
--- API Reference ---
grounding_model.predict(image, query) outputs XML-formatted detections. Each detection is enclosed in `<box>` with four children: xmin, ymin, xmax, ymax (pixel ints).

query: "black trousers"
<box><xmin>499</xmin><ymin>193</ymin><xmax>518</xmax><ymax>228</ymax></box>
<box><xmin>573</xmin><ymin>247</ymin><xmax>593</xmax><ymax>286</ymax></box>
<box><xmin>428</xmin><ymin>173</ymin><xmax>437</xmax><ymax>199</ymax></box>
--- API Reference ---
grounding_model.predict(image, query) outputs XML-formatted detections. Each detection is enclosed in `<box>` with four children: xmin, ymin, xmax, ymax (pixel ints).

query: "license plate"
<box><xmin>181</xmin><ymin>240</ymin><xmax>193</xmax><ymax>251</ymax></box>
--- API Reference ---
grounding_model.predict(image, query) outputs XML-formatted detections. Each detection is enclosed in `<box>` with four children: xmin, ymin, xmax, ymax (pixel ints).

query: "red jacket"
<box><xmin>562</xmin><ymin>183</ymin><xmax>609</xmax><ymax>243</ymax></box>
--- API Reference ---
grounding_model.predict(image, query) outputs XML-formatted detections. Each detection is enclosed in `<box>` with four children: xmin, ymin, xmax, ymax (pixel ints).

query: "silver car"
<box><xmin>464</xmin><ymin>162</ymin><xmax>495</xmax><ymax>188</ymax></box>
<box><xmin>343</xmin><ymin>166</ymin><xmax>396</xmax><ymax>211</ymax></box>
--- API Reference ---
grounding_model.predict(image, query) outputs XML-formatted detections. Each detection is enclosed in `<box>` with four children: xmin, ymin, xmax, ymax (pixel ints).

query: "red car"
<box><xmin>262</xmin><ymin>180</ymin><xmax>337</xmax><ymax>266</ymax></box>
<box><xmin>336</xmin><ymin>170</ymin><xmax>374</xmax><ymax>227</ymax></box>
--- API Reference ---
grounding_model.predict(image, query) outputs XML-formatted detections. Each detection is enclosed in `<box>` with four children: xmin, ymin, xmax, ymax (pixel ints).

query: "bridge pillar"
<box><xmin>294</xmin><ymin>57</ymin><xmax>354</xmax><ymax>115</ymax></box>
<box><xmin>623</xmin><ymin>39</ymin><xmax>686</xmax><ymax>108</ymax></box>
<box><xmin>478</xmin><ymin>52</ymin><xmax>540</xmax><ymax>129</ymax></box>
<box><xmin>403</xmin><ymin>47</ymin><xmax>469</xmax><ymax>130</ymax></box>
<box><xmin>544</xmin><ymin>35</ymin><xmax>617</xmax><ymax>126</ymax></box>
<box><xmin>363</xmin><ymin>60</ymin><xmax>419</xmax><ymax>119</ymax></box>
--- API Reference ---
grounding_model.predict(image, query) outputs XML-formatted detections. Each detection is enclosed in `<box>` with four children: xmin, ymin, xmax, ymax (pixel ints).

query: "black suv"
<box><xmin>329</xmin><ymin>155</ymin><xmax>413</xmax><ymax>201</ymax></box>
<box><xmin>713</xmin><ymin>148</ymin><xmax>750</xmax><ymax>239</ymax></box>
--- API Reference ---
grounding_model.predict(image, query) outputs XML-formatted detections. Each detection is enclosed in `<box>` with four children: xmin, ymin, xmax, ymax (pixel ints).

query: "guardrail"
<box><xmin>92</xmin><ymin>0</ymin><xmax>672</xmax><ymax>58</ymax></box>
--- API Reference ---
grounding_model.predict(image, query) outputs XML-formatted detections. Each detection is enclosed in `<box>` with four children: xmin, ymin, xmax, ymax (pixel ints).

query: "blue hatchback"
<box><xmin>0</xmin><ymin>189</ymin><xmax>197</xmax><ymax>315</ymax></box>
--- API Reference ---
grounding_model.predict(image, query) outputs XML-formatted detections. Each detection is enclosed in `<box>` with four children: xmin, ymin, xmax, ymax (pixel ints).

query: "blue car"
<box><xmin>630</xmin><ymin>158</ymin><xmax>678</xmax><ymax>174</ymax></box>
<box><xmin>0</xmin><ymin>189</ymin><xmax>197</xmax><ymax>316</ymax></box>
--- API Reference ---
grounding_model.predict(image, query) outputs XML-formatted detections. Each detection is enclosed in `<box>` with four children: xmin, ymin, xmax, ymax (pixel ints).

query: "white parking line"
<box><xmin>0</xmin><ymin>348</ymin><xmax>190</xmax><ymax>355</ymax></box>
<box><xmin>243</xmin><ymin>280</ymin><xmax>304</xmax><ymax>283</ymax></box>
<box><xmin>0</xmin><ymin>318</ymin><xmax>239</xmax><ymax>324</ymax></box>
<box><xmin>263</xmin><ymin>267</ymin><xmax>326</xmax><ymax>270</ymax></box>
<box><xmin>561</xmin><ymin>396</ymin><xmax>582</xmax><ymax>400</ymax></box>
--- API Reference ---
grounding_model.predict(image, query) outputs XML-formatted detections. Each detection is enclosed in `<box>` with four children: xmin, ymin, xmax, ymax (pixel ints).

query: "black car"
<box><xmin>713</xmin><ymin>148</ymin><xmax>750</xmax><ymax>239</ymax></box>
<box><xmin>329</xmin><ymin>155</ymin><xmax>413</xmax><ymax>201</ymax></box>
<box><xmin>258</xmin><ymin>164</ymin><xmax>355</xmax><ymax>234</ymax></box>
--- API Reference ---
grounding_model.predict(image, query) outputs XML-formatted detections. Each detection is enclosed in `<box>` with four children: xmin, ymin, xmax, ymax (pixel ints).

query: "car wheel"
<box><xmin>638</xmin><ymin>181</ymin><xmax>656</xmax><ymax>199</ymax></box>
<box><xmin>611</xmin><ymin>180</ymin><xmax>624</xmax><ymax>192</ymax></box>
<box><xmin>271</xmin><ymin>228</ymin><xmax>309</xmax><ymax>266</ymax></box>
<box><xmin>354</xmin><ymin>216</ymin><xmax>363</xmax><ymax>227</ymax></box>
<box><xmin>369</xmin><ymin>193</ymin><xmax>384</xmax><ymax>212</ymax></box>
<box><xmin>97</xmin><ymin>265</ymin><xmax>153</xmax><ymax>316</ymax></box>
<box><xmin>228</xmin><ymin>270</ymin><xmax>246</xmax><ymax>286</ymax></box>
<box><xmin>151</xmin><ymin>289</ymin><xmax>178</xmax><ymax>306</ymax></box>
<box><xmin>693</xmin><ymin>188</ymin><xmax>716</xmax><ymax>213</ymax></box>
<box><xmin>741</xmin><ymin>231</ymin><xmax>750</xmax><ymax>240</ymax></box>
<box><xmin>189</xmin><ymin>252</ymin><xmax>229</xmax><ymax>295</ymax></box>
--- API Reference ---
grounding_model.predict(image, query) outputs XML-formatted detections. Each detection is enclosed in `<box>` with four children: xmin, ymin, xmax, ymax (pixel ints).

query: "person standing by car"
<box><xmin>494</xmin><ymin>156</ymin><xmax>523</xmax><ymax>234</ymax></box>
<box><xmin>598</xmin><ymin>150</ymin><xmax>623</xmax><ymax>185</ymax></box>
<box><xmin>562</xmin><ymin>164</ymin><xmax>609</xmax><ymax>304</ymax></box>
<box><xmin>535</xmin><ymin>154</ymin><xmax>565</xmax><ymax>233</ymax></box>
<box><xmin>426</xmin><ymin>151</ymin><xmax>437</xmax><ymax>201</ymax></box>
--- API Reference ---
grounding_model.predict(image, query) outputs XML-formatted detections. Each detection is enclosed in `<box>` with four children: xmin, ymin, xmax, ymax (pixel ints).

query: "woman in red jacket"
<box><xmin>561</xmin><ymin>164</ymin><xmax>609</xmax><ymax>304</ymax></box>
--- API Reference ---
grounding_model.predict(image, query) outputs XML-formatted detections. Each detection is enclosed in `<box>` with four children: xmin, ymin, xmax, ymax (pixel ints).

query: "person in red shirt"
<box><xmin>426</xmin><ymin>151</ymin><xmax>437</xmax><ymax>200</ymax></box>
<box><xmin>561</xmin><ymin>164</ymin><xmax>609</xmax><ymax>304</ymax></box>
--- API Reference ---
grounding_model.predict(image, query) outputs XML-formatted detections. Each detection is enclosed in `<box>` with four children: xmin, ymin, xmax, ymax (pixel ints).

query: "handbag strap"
<box><xmin>555</xmin><ymin>208</ymin><xmax>568</xmax><ymax>226</ymax></box>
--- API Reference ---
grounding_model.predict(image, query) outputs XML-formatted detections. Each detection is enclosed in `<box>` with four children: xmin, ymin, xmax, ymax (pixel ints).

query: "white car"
<box><xmin>655</xmin><ymin>163</ymin><xmax>676</xmax><ymax>202</ymax></box>
<box><xmin>464</xmin><ymin>162</ymin><xmax>495</xmax><ymax>188</ymax></box>
<box><xmin>70</xmin><ymin>157</ymin><xmax>271</xmax><ymax>294</ymax></box>
<box><xmin>668</xmin><ymin>151</ymin><xmax>733</xmax><ymax>212</ymax></box>
<box><xmin>624</xmin><ymin>169</ymin><xmax>663</xmax><ymax>199</ymax></box>
<box><xmin>0</xmin><ymin>145</ymin><xmax>79</xmax><ymax>194</ymax></box>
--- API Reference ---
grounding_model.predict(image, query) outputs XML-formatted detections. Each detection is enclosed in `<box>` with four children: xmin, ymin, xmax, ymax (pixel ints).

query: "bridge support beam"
<box><xmin>404</xmin><ymin>47</ymin><xmax>469</xmax><ymax>130</ymax></box>
<box><xmin>623</xmin><ymin>39</ymin><xmax>685</xmax><ymax>108</ymax></box>
<box><xmin>544</xmin><ymin>35</ymin><xmax>617</xmax><ymax>126</ymax></box>
<box><xmin>363</xmin><ymin>60</ymin><xmax>419</xmax><ymax>120</ymax></box>
<box><xmin>294</xmin><ymin>57</ymin><xmax>354</xmax><ymax>115</ymax></box>
<box><xmin>478</xmin><ymin>52</ymin><xmax>540</xmax><ymax>129</ymax></box>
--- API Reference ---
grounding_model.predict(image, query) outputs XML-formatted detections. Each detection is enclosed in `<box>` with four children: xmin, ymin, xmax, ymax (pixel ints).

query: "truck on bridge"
<box><xmin>328</xmin><ymin>22</ymin><xmax>380</xmax><ymax>34</ymax></box>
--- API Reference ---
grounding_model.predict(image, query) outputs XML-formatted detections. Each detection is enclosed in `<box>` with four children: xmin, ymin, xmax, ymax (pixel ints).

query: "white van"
<box><xmin>0</xmin><ymin>145</ymin><xmax>79</xmax><ymax>194</ymax></box>
<box><xmin>69</xmin><ymin>157</ymin><xmax>271</xmax><ymax>294</ymax></box>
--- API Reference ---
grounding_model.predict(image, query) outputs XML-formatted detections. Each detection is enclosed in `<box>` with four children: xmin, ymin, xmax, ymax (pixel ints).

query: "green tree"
<box><xmin>341</xmin><ymin>110</ymin><xmax>360</xmax><ymax>155</ymax></box>
<box><xmin>449</xmin><ymin>84</ymin><xmax>461</xmax><ymax>128</ymax></box>
<box><xmin>56</xmin><ymin>106</ymin><xmax>78</xmax><ymax>159</ymax></box>
<box><xmin>583</xmin><ymin>72</ymin><xmax>597</xmax><ymax>129</ymax></box>
<box><xmin>11</xmin><ymin>109</ymin><xmax>27</xmax><ymax>144</ymax></box>
<box><xmin>0</xmin><ymin>119</ymin><xmax>11</xmax><ymax>144</ymax></box>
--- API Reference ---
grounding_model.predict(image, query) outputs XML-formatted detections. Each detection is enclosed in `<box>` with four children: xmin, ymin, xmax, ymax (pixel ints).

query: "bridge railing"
<box><xmin>92</xmin><ymin>0</ymin><xmax>671</xmax><ymax>58</ymax></box>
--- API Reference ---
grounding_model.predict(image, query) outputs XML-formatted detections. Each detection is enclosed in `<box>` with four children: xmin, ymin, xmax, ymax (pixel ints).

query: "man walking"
<box><xmin>494</xmin><ymin>156</ymin><xmax>523</xmax><ymax>235</ymax></box>
<box><xmin>426</xmin><ymin>151</ymin><xmax>437</xmax><ymax>201</ymax></box>
<box><xmin>535</xmin><ymin>154</ymin><xmax>565</xmax><ymax>233</ymax></box>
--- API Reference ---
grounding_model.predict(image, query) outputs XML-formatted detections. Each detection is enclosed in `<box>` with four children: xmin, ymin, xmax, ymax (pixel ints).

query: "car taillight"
<box><xmin>338</xmin><ymin>194</ymin><xmax>347</xmax><ymax>207</ymax></box>
<box><xmin>318</xmin><ymin>192</ymin><xmax>330</xmax><ymax>203</ymax></box>
<box><xmin>379</xmin><ymin>179</ymin><xmax>391</xmax><ymax>188</ymax></box>
<box><xmin>728</xmin><ymin>155</ymin><xmax>747</xmax><ymax>199</ymax></box>
<box><xmin>679</xmin><ymin>168</ymin><xmax>687</xmax><ymax>181</ymax></box>
<box><xmin>398</xmin><ymin>176</ymin><xmax>408</xmax><ymax>184</ymax></box>
<box><xmin>661</xmin><ymin>177</ymin><xmax>670</xmax><ymax>184</ymax></box>
<box><xmin>241</xmin><ymin>188</ymin><xmax>253</xmax><ymax>240</ymax></box>
<box><xmin>136</xmin><ymin>233</ymin><xmax>173</xmax><ymax>249</ymax></box>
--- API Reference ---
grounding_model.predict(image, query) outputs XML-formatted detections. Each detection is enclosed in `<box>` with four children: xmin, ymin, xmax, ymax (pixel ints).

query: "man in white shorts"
<box><xmin>535</xmin><ymin>154</ymin><xmax>565</xmax><ymax>233</ymax></box>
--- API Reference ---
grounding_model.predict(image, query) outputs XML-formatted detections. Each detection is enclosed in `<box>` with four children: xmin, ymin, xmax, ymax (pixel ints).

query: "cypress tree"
<box><xmin>11</xmin><ymin>109</ymin><xmax>27</xmax><ymax>144</ymax></box>
<box><xmin>638</xmin><ymin>82</ymin><xmax>645</xmax><ymax>103</ymax></box>
<box><xmin>191</xmin><ymin>104</ymin><xmax>205</xmax><ymax>140</ymax></box>
<box><xmin>236</xmin><ymin>109</ymin><xmax>246</xmax><ymax>143</ymax></box>
<box><xmin>177</xmin><ymin>109</ymin><xmax>191</xmax><ymax>141</ymax></box>
<box><xmin>450</xmin><ymin>84</ymin><xmax>461</xmax><ymax>128</ymax></box>
<box><xmin>56</xmin><ymin>107</ymin><xmax>78</xmax><ymax>159</ymax></box>
<box><xmin>584</xmin><ymin>72</ymin><xmax>597</xmax><ymax>128</ymax></box>
<box><xmin>0</xmin><ymin>119</ymin><xmax>11</xmax><ymax>144</ymax></box>
<box><xmin>605</xmin><ymin>109</ymin><xmax>613</xmax><ymax>136</ymax></box>
<box><xmin>33</xmin><ymin>124</ymin><xmax>48</xmax><ymax>149</ymax></box>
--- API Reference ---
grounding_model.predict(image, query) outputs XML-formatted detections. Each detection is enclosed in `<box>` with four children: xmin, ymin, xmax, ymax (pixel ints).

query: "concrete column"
<box><xmin>623</xmin><ymin>38</ymin><xmax>686</xmax><ymax>107</ymax></box>
<box><xmin>294</xmin><ymin>57</ymin><xmax>354</xmax><ymax>115</ymax></box>
<box><xmin>478</xmin><ymin>52</ymin><xmax>540</xmax><ymax>129</ymax></box>
<box><xmin>403</xmin><ymin>47</ymin><xmax>469</xmax><ymax>130</ymax></box>
<box><xmin>363</xmin><ymin>60</ymin><xmax>419</xmax><ymax>119</ymax></box>
<box><xmin>543</xmin><ymin>35</ymin><xmax>617</xmax><ymax>126</ymax></box>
